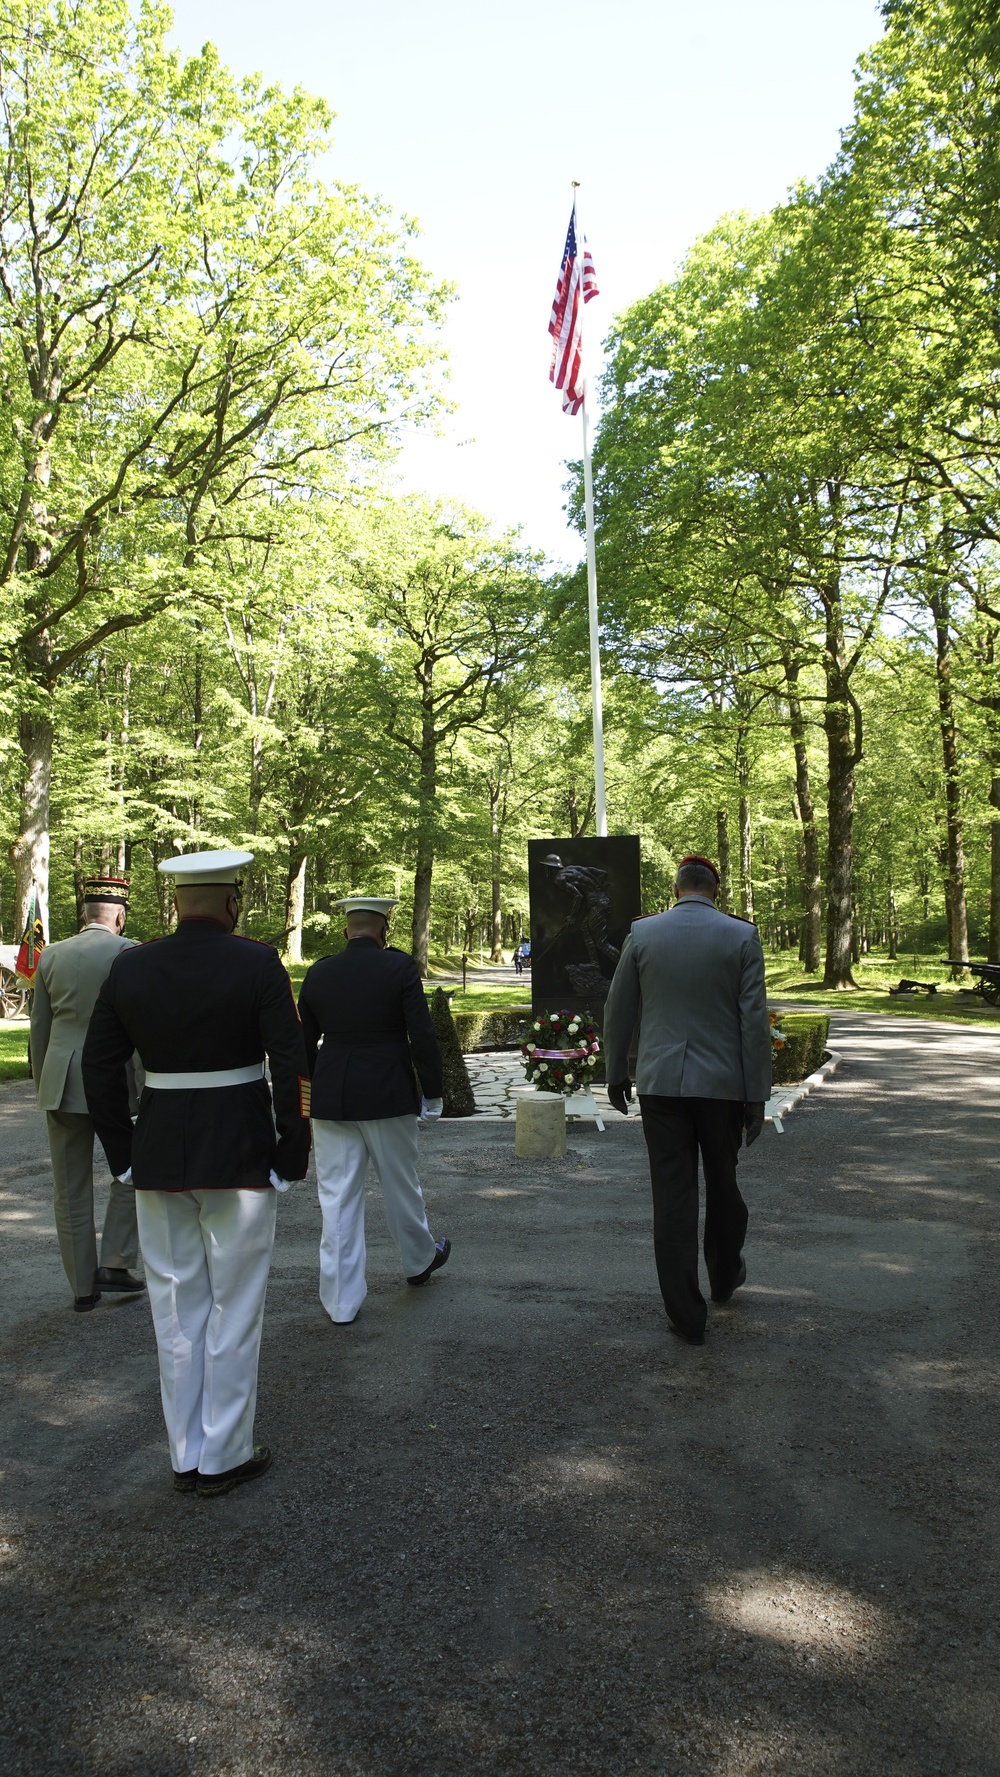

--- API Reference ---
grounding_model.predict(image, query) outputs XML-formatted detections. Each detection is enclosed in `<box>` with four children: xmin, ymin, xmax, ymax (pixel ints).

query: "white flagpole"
<box><xmin>573</xmin><ymin>185</ymin><xmax>608</xmax><ymax>837</ymax></box>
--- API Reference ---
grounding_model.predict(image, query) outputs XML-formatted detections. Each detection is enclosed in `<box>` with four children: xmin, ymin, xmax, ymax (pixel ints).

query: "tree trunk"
<box><xmin>735</xmin><ymin>723</ymin><xmax>753</xmax><ymax>921</ymax></box>
<box><xmin>990</xmin><ymin>780</ymin><xmax>1000</xmax><ymax>964</ymax></box>
<box><xmin>567</xmin><ymin>778</ymin><xmax>595</xmax><ymax>838</ymax></box>
<box><xmin>283</xmin><ymin>852</ymin><xmax>307</xmax><ymax>966</ymax></box>
<box><xmin>933</xmin><ymin>601</ymin><xmax>969</xmax><ymax>975</ymax></box>
<box><xmin>821</xmin><ymin>571</ymin><xmax>859</xmax><ymax>994</ymax></box>
<box><xmin>11</xmin><ymin>701</ymin><xmax>53</xmax><ymax>943</ymax></box>
<box><xmin>116</xmin><ymin>660</ymin><xmax>131</xmax><ymax>877</ymax></box>
<box><xmin>784</xmin><ymin>660</ymin><xmax>822</xmax><ymax>971</ymax></box>
<box><xmin>73</xmin><ymin>838</ymin><xmax>86</xmax><ymax>932</ymax></box>
<box><xmin>716</xmin><ymin>808</ymin><xmax>732</xmax><ymax>912</ymax></box>
<box><xmin>738</xmin><ymin>795</ymin><xmax>753</xmax><ymax>921</ymax></box>
<box><xmin>888</xmin><ymin>880</ymin><xmax>898</xmax><ymax>961</ymax></box>
<box><xmin>410</xmin><ymin>695</ymin><xmax>437</xmax><ymax>975</ymax></box>
<box><xmin>822</xmin><ymin>686</ymin><xmax>857</xmax><ymax>988</ymax></box>
<box><xmin>489</xmin><ymin>781</ymin><xmax>504</xmax><ymax>963</ymax></box>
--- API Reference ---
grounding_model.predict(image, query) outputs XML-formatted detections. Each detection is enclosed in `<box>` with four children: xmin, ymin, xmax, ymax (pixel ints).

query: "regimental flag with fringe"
<box><xmin>15</xmin><ymin>885</ymin><xmax>45</xmax><ymax>984</ymax></box>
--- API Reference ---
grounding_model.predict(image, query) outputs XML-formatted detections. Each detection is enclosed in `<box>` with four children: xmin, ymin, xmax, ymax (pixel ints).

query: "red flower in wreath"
<box><xmin>521</xmin><ymin>1009</ymin><xmax>601</xmax><ymax>1097</ymax></box>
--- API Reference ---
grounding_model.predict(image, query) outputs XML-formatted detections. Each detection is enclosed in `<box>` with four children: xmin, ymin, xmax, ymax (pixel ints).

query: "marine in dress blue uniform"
<box><xmin>298</xmin><ymin>896</ymin><xmax>449</xmax><ymax>1324</ymax></box>
<box><xmin>82</xmin><ymin>850</ymin><xmax>311</xmax><ymax>1495</ymax></box>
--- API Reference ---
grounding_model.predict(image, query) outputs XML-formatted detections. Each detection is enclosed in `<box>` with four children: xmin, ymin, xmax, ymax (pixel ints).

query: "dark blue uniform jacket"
<box><xmin>82</xmin><ymin>919</ymin><xmax>311</xmax><ymax>1189</ymax></box>
<box><xmin>298</xmin><ymin>938</ymin><xmax>443</xmax><ymax>1121</ymax></box>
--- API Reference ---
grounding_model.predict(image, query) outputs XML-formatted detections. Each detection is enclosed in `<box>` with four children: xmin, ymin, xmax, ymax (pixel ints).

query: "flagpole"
<box><xmin>573</xmin><ymin>185</ymin><xmax>608</xmax><ymax>838</ymax></box>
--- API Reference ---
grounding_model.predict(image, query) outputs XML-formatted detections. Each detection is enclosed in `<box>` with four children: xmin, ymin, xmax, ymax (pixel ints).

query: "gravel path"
<box><xmin>1</xmin><ymin>1010</ymin><xmax>999</xmax><ymax>1776</ymax></box>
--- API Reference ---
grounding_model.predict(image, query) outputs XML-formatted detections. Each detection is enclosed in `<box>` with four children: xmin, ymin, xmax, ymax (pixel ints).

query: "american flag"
<box><xmin>548</xmin><ymin>208</ymin><xmax>599</xmax><ymax>417</ymax></box>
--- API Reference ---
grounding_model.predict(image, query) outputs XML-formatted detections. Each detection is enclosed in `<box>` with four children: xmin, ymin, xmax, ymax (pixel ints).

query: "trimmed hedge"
<box><xmin>771</xmin><ymin>1012</ymin><xmax>830</xmax><ymax>1086</ymax></box>
<box><xmin>450</xmin><ymin>1006</ymin><xmax>533</xmax><ymax>1053</ymax></box>
<box><xmin>428</xmin><ymin>989</ymin><xmax>476</xmax><ymax>1116</ymax></box>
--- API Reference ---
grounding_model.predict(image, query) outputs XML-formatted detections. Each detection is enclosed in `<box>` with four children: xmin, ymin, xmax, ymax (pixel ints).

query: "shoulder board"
<box><xmin>232</xmin><ymin>935</ymin><xmax>280</xmax><ymax>951</ymax></box>
<box><xmin>727</xmin><ymin>912</ymin><xmax>757</xmax><ymax>925</ymax></box>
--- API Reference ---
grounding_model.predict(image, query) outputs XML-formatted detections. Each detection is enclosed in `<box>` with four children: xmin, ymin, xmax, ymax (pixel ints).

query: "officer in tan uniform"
<box><xmin>29</xmin><ymin>875</ymin><xmax>144</xmax><ymax>1312</ymax></box>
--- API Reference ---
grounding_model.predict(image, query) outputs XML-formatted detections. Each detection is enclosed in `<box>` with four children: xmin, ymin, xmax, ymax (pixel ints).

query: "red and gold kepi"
<box><xmin>83</xmin><ymin>874</ymin><xmax>130</xmax><ymax>907</ymax></box>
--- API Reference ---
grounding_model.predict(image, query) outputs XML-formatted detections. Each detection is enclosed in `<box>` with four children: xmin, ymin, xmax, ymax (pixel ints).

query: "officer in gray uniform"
<box><xmin>29</xmin><ymin>875</ymin><xmax>143</xmax><ymax>1312</ymax></box>
<box><xmin>603</xmin><ymin>854</ymin><xmax>772</xmax><ymax>1345</ymax></box>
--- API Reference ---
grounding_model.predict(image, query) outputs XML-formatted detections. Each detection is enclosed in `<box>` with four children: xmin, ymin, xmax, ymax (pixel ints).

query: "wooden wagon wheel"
<box><xmin>0</xmin><ymin>970</ymin><xmax>29</xmax><ymax>1019</ymax></box>
<box><xmin>979</xmin><ymin>976</ymin><xmax>1000</xmax><ymax>1007</ymax></box>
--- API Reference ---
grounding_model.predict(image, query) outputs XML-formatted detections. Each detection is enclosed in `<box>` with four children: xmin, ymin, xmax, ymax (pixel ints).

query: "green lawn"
<box><xmin>426</xmin><ymin>984</ymin><xmax>531</xmax><ymax>1015</ymax></box>
<box><xmin>286</xmin><ymin>956</ymin><xmax>529</xmax><ymax>1018</ymax></box>
<box><xmin>3</xmin><ymin>951</ymin><xmax>995</xmax><ymax>1089</ymax></box>
<box><xmin>0</xmin><ymin>1024</ymin><xmax>31</xmax><ymax>1082</ymax></box>
<box><xmin>765</xmin><ymin>954</ymin><xmax>1000</xmax><ymax>1027</ymax></box>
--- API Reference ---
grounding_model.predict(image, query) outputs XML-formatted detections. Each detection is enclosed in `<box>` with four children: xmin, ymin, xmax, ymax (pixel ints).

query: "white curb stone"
<box><xmin>765</xmin><ymin>1050</ymin><xmax>841</xmax><ymax>1132</ymax></box>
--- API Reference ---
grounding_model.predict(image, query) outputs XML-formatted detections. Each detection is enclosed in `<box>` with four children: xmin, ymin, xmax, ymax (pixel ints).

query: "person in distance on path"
<box><xmin>602</xmin><ymin>855</ymin><xmax>772</xmax><ymax>1346</ymax></box>
<box><xmin>82</xmin><ymin>850</ymin><xmax>312</xmax><ymax>1497</ymax></box>
<box><xmin>298</xmin><ymin>896</ymin><xmax>450</xmax><ymax>1326</ymax></box>
<box><xmin>29</xmin><ymin>875</ymin><xmax>145</xmax><ymax>1312</ymax></box>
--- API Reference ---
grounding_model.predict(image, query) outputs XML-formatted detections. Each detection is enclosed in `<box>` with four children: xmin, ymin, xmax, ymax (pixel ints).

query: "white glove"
<box><xmin>117</xmin><ymin>1167</ymin><xmax>133</xmax><ymax>1185</ymax></box>
<box><xmin>269</xmin><ymin>1168</ymin><xmax>292</xmax><ymax>1193</ymax></box>
<box><xmin>420</xmin><ymin>1097</ymin><xmax>444</xmax><ymax>1121</ymax></box>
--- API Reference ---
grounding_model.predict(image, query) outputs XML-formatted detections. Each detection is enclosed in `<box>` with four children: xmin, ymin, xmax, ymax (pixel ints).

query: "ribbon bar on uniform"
<box><xmin>144</xmin><ymin>1063</ymin><xmax>265</xmax><ymax>1090</ymax></box>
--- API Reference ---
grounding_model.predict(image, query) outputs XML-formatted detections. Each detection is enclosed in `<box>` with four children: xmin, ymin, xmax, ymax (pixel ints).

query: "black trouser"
<box><xmin>638</xmin><ymin>1096</ymin><xmax>748</xmax><ymax>1338</ymax></box>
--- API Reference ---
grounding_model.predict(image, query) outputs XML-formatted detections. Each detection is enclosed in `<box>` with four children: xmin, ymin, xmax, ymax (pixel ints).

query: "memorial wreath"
<box><xmin>521</xmin><ymin>1009</ymin><xmax>601</xmax><ymax>1097</ymax></box>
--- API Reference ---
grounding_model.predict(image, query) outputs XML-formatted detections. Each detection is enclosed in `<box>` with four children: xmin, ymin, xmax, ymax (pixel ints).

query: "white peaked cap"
<box><xmin>158</xmin><ymin>849</ymin><xmax>254</xmax><ymax>885</ymax></box>
<box><xmin>334</xmin><ymin>896</ymin><xmax>399</xmax><ymax>917</ymax></box>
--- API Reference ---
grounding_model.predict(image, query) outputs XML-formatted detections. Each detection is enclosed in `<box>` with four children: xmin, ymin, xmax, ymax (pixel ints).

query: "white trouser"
<box><xmin>135</xmin><ymin>1188</ymin><xmax>277</xmax><ymax>1476</ymax></box>
<box><xmin>313</xmin><ymin>1116</ymin><xmax>436</xmax><ymax>1323</ymax></box>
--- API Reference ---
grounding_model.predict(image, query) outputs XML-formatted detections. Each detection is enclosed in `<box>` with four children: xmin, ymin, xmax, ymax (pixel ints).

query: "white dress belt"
<box><xmin>144</xmin><ymin>1063</ymin><xmax>265</xmax><ymax>1090</ymax></box>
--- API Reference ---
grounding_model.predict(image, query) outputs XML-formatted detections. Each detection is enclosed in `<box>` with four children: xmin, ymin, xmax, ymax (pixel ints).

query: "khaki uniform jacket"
<box><xmin>602</xmin><ymin>898</ymin><xmax>772</xmax><ymax>1102</ymax></box>
<box><xmin>30</xmin><ymin>926</ymin><xmax>137</xmax><ymax>1113</ymax></box>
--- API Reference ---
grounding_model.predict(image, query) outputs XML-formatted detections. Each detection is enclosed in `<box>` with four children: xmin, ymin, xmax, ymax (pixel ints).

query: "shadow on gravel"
<box><xmin>2</xmin><ymin>1056</ymin><xmax>1000</xmax><ymax>1775</ymax></box>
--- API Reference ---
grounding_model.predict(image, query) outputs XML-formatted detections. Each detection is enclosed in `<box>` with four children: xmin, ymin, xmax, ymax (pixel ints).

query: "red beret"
<box><xmin>677</xmin><ymin>854</ymin><xmax>720</xmax><ymax>884</ymax></box>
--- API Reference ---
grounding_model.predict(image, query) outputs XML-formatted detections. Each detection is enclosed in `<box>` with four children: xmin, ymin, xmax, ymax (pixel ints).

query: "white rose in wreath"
<box><xmin>538</xmin><ymin>1062</ymin><xmax>548</xmax><ymax>1072</ymax></box>
<box><xmin>526</xmin><ymin>1043</ymin><xmax>536</xmax><ymax>1053</ymax></box>
<box><xmin>550</xmin><ymin>1014</ymin><xmax>559</xmax><ymax>1024</ymax></box>
<box><xmin>564</xmin><ymin>1073</ymin><xmax>574</xmax><ymax>1086</ymax></box>
<box><xmin>588</xmin><ymin>1054</ymin><xmax>597</xmax><ymax>1067</ymax></box>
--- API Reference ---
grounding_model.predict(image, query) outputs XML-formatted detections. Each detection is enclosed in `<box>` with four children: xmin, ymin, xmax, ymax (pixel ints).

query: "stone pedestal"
<box><xmin>514</xmin><ymin>1091</ymin><xmax>567</xmax><ymax>1158</ymax></box>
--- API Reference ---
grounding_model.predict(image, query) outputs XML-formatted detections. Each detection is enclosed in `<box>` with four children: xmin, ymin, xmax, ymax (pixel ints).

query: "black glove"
<box><xmin>743</xmin><ymin>1102</ymin><xmax>765</xmax><ymax>1146</ymax></box>
<box><xmin>608</xmin><ymin>1079</ymin><xmax>633</xmax><ymax>1117</ymax></box>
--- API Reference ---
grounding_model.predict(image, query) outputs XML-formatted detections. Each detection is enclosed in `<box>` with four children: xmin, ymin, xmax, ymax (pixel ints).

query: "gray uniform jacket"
<box><xmin>30</xmin><ymin>925</ymin><xmax>137</xmax><ymax>1113</ymax></box>
<box><xmin>602</xmin><ymin>899</ymin><xmax>772</xmax><ymax>1102</ymax></box>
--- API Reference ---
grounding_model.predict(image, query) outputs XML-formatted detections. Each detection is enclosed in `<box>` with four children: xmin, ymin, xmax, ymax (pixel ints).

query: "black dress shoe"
<box><xmin>711</xmin><ymin>1259</ymin><xmax>747</xmax><ymax>1304</ymax></box>
<box><xmin>97</xmin><ymin>1267</ymin><xmax>146</xmax><ymax>1294</ymax></box>
<box><xmin>196</xmin><ymin>1446</ymin><xmax>273</xmax><ymax>1498</ymax></box>
<box><xmin>668</xmin><ymin>1320</ymin><xmax>706</xmax><ymax>1346</ymax></box>
<box><xmin>406</xmin><ymin>1237</ymin><xmax>451</xmax><ymax>1286</ymax></box>
<box><xmin>73</xmin><ymin>1291</ymin><xmax>102</xmax><ymax>1313</ymax></box>
<box><xmin>173</xmin><ymin>1469</ymin><xmax>198</xmax><ymax>1494</ymax></box>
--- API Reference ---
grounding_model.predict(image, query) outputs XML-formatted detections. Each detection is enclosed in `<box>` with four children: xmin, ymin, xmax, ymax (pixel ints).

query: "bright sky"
<box><xmin>167</xmin><ymin>0</ymin><xmax>885</xmax><ymax>566</ymax></box>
